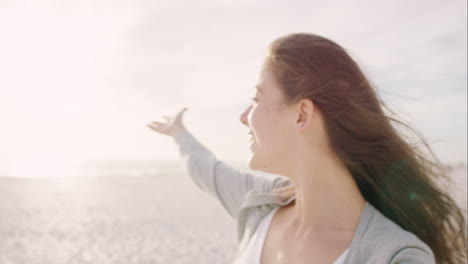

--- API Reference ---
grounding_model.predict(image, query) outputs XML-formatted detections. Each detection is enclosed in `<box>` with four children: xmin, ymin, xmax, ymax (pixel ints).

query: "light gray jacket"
<box><xmin>173</xmin><ymin>130</ymin><xmax>436</xmax><ymax>263</ymax></box>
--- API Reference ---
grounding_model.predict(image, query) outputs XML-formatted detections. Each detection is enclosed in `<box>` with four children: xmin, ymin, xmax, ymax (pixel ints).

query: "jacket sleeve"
<box><xmin>172</xmin><ymin>129</ymin><xmax>276</xmax><ymax>220</ymax></box>
<box><xmin>389</xmin><ymin>247</ymin><xmax>436</xmax><ymax>264</ymax></box>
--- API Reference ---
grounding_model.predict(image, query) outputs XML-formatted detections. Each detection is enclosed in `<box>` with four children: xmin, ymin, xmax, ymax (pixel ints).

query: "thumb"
<box><xmin>178</xmin><ymin>107</ymin><xmax>188</xmax><ymax>116</ymax></box>
<box><xmin>175</xmin><ymin>107</ymin><xmax>188</xmax><ymax>121</ymax></box>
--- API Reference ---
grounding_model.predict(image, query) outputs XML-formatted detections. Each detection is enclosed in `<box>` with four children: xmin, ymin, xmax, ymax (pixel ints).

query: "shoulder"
<box><xmin>243</xmin><ymin>170</ymin><xmax>292</xmax><ymax>194</ymax></box>
<box><xmin>349</xmin><ymin>202</ymin><xmax>435</xmax><ymax>263</ymax></box>
<box><xmin>367</xmin><ymin>226</ymin><xmax>435</xmax><ymax>264</ymax></box>
<box><xmin>234</xmin><ymin>173</ymin><xmax>292</xmax><ymax>251</ymax></box>
<box><xmin>388</xmin><ymin>247</ymin><xmax>436</xmax><ymax>264</ymax></box>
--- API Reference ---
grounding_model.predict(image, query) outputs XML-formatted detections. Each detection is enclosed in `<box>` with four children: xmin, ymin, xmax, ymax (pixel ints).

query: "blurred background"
<box><xmin>0</xmin><ymin>0</ymin><xmax>466</xmax><ymax>263</ymax></box>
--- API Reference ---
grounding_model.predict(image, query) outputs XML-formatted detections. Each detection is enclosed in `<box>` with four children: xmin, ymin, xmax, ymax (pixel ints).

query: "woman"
<box><xmin>148</xmin><ymin>33</ymin><xmax>466</xmax><ymax>263</ymax></box>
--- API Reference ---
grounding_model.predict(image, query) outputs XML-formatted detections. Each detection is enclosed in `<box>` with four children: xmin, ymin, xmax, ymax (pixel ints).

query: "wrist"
<box><xmin>172</xmin><ymin>127</ymin><xmax>187</xmax><ymax>138</ymax></box>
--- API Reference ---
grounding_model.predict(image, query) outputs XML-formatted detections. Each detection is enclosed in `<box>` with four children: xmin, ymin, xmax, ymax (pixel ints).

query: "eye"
<box><xmin>250</xmin><ymin>97</ymin><xmax>258</xmax><ymax>102</ymax></box>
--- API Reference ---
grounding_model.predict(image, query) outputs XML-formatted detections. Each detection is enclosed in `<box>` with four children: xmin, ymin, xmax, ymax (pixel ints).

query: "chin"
<box><xmin>246</xmin><ymin>153</ymin><xmax>258</xmax><ymax>170</ymax></box>
<box><xmin>247</xmin><ymin>148</ymin><xmax>277</xmax><ymax>174</ymax></box>
<box><xmin>247</xmin><ymin>155</ymin><xmax>270</xmax><ymax>173</ymax></box>
<box><xmin>248</xmin><ymin>157</ymin><xmax>286</xmax><ymax>178</ymax></box>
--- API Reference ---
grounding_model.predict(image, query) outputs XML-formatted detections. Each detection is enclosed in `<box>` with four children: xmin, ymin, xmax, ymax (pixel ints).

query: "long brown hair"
<box><xmin>264</xmin><ymin>33</ymin><xmax>467</xmax><ymax>264</ymax></box>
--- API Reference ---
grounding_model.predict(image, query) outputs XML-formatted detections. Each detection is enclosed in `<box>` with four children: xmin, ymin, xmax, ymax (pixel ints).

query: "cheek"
<box><xmin>267</xmin><ymin>108</ymin><xmax>292</xmax><ymax>142</ymax></box>
<box><xmin>251</xmin><ymin>106</ymin><xmax>281</xmax><ymax>137</ymax></box>
<box><xmin>248</xmin><ymin>109</ymin><xmax>260</xmax><ymax>131</ymax></box>
<box><xmin>249</xmin><ymin>106</ymin><xmax>269</xmax><ymax>127</ymax></box>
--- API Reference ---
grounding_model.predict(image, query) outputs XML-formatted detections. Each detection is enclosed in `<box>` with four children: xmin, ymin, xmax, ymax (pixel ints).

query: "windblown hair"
<box><xmin>265</xmin><ymin>33</ymin><xmax>467</xmax><ymax>264</ymax></box>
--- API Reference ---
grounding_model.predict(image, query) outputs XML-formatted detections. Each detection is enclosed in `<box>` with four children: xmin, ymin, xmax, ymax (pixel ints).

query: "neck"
<box><xmin>283</xmin><ymin>147</ymin><xmax>366</xmax><ymax>240</ymax></box>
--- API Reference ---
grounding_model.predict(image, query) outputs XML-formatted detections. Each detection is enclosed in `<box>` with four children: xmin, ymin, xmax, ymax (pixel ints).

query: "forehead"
<box><xmin>255</xmin><ymin>66</ymin><xmax>280</xmax><ymax>96</ymax></box>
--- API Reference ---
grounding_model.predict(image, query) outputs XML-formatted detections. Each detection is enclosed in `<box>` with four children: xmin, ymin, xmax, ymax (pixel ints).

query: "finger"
<box><xmin>272</xmin><ymin>188</ymin><xmax>286</xmax><ymax>194</ymax></box>
<box><xmin>281</xmin><ymin>189</ymin><xmax>295</xmax><ymax>197</ymax></box>
<box><xmin>147</xmin><ymin>123</ymin><xmax>164</xmax><ymax>131</ymax></box>
<box><xmin>275</xmin><ymin>185</ymin><xmax>294</xmax><ymax>191</ymax></box>
<box><xmin>178</xmin><ymin>107</ymin><xmax>188</xmax><ymax>115</ymax></box>
<box><xmin>272</xmin><ymin>185</ymin><xmax>295</xmax><ymax>195</ymax></box>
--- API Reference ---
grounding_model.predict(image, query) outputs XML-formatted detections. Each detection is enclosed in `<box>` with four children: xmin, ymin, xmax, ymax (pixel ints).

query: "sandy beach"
<box><xmin>0</xmin><ymin>165</ymin><xmax>466</xmax><ymax>263</ymax></box>
<box><xmin>0</xmin><ymin>175</ymin><xmax>238</xmax><ymax>264</ymax></box>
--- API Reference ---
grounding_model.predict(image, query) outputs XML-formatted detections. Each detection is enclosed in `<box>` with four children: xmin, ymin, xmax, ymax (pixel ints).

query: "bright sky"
<box><xmin>1</xmin><ymin>0</ymin><xmax>466</xmax><ymax>176</ymax></box>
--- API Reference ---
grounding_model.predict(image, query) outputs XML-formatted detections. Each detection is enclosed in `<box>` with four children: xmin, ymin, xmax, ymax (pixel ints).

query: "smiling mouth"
<box><xmin>248</xmin><ymin>130</ymin><xmax>256</xmax><ymax>144</ymax></box>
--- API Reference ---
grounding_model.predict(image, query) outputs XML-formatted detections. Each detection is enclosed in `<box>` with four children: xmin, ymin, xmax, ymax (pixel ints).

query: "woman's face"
<box><xmin>240</xmin><ymin>63</ymin><xmax>295</xmax><ymax>172</ymax></box>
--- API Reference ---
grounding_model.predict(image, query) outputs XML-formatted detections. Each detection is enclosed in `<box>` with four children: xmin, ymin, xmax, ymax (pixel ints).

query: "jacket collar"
<box><xmin>240</xmin><ymin>188</ymin><xmax>374</xmax><ymax>251</ymax></box>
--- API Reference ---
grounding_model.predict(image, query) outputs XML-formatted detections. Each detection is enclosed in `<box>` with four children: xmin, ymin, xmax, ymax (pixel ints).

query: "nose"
<box><xmin>240</xmin><ymin>105</ymin><xmax>252</xmax><ymax>127</ymax></box>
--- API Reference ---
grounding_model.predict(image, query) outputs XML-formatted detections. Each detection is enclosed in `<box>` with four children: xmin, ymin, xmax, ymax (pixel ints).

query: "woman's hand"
<box><xmin>147</xmin><ymin>107</ymin><xmax>188</xmax><ymax>137</ymax></box>
<box><xmin>271</xmin><ymin>184</ymin><xmax>296</xmax><ymax>200</ymax></box>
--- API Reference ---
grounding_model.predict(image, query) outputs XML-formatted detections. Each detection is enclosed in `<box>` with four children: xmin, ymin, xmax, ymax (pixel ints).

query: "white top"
<box><xmin>234</xmin><ymin>206</ymin><xmax>350</xmax><ymax>264</ymax></box>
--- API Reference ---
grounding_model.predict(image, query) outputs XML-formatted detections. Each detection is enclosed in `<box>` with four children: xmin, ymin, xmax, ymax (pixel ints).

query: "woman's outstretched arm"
<box><xmin>147</xmin><ymin>107</ymin><xmax>283</xmax><ymax>220</ymax></box>
<box><xmin>172</xmin><ymin>128</ymin><xmax>269</xmax><ymax>219</ymax></box>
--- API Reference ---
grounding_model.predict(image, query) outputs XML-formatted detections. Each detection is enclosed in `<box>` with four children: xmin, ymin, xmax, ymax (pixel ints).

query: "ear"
<box><xmin>295</xmin><ymin>98</ymin><xmax>314</xmax><ymax>132</ymax></box>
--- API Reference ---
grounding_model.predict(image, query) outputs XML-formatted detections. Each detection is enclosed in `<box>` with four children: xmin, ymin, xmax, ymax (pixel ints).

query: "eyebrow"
<box><xmin>256</xmin><ymin>86</ymin><xmax>264</xmax><ymax>93</ymax></box>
